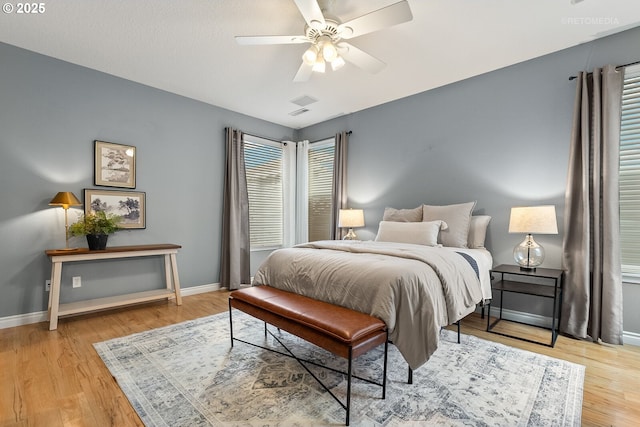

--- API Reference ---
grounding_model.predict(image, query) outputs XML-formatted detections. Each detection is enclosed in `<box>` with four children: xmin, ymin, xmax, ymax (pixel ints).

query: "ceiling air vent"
<box><xmin>289</xmin><ymin>108</ymin><xmax>310</xmax><ymax>116</ymax></box>
<box><xmin>290</xmin><ymin>95</ymin><xmax>318</xmax><ymax>107</ymax></box>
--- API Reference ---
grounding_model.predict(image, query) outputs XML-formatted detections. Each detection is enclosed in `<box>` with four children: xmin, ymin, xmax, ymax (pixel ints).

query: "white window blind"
<box><xmin>307</xmin><ymin>140</ymin><xmax>335</xmax><ymax>241</ymax></box>
<box><xmin>620</xmin><ymin>64</ymin><xmax>640</xmax><ymax>276</ymax></box>
<box><xmin>244</xmin><ymin>138</ymin><xmax>283</xmax><ymax>249</ymax></box>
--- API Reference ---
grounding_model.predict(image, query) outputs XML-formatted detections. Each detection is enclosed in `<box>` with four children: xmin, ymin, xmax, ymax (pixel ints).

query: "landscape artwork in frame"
<box><xmin>94</xmin><ymin>140</ymin><xmax>136</xmax><ymax>188</ymax></box>
<box><xmin>84</xmin><ymin>189</ymin><xmax>146</xmax><ymax>229</ymax></box>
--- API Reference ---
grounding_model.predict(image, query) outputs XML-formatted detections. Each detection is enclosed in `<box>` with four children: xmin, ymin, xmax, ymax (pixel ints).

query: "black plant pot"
<box><xmin>86</xmin><ymin>234</ymin><xmax>109</xmax><ymax>251</ymax></box>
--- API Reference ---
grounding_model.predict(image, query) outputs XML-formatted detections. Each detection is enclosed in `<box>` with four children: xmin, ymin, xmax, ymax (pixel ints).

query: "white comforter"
<box><xmin>253</xmin><ymin>240</ymin><xmax>485</xmax><ymax>369</ymax></box>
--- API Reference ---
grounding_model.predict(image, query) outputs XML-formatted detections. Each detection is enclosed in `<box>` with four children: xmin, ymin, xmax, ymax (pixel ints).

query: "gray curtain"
<box><xmin>561</xmin><ymin>65</ymin><xmax>624</xmax><ymax>344</ymax></box>
<box><xmin>331</xmin><ymin>131</ymin><xmax>349</xmax><ymax>240</ymax></box>
<box><xmin>220</xmin><ymin>127</ymin><xmax>250</xmax><ymax>290</ymax></box>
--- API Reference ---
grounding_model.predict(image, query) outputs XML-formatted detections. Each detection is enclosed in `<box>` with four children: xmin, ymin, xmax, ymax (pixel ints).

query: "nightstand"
<box><xmin>486</xmin><ymin>264</ymin><xmax>564</xmax><ymax>347</ymax></box>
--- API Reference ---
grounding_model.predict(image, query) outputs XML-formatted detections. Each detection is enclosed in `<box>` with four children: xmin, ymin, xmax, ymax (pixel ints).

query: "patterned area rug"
<box><xmin>94</xmin><ymin>311</ymin><xmax>584</xmax><ymax>426</ymax></box>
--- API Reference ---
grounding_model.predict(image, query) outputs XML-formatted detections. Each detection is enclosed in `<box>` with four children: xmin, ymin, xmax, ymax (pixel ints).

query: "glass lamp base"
<box><xmin>343</xmin><ymin>228</ymin><xmax>358</xmax><ymax>240</ymax></box>
<box><xmin>513</xmin><ymin>234</ymin><xmax>544</xmax><ymax>270</ymax></box>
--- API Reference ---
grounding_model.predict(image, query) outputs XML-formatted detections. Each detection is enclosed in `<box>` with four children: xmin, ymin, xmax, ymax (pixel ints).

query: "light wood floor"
<box><xmin>1</xmin><ymin>290</ymin><xmax>639</xmax><ymax>426</ymax></box>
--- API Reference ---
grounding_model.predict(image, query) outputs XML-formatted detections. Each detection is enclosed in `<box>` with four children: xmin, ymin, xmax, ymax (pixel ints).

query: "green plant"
<box><xmin>68</xmin><ymin>211</ymin><xmax>122</xmax><ymax>236</ymax></box>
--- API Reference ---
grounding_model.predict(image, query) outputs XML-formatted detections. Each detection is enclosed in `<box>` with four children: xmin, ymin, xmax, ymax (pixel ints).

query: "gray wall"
<box><xmin>0</xmin><ymin>42</ymin><xmax>293</xmax><ymax>317</ymax></box>
<box><xmin>298</xmin><ymin>26</ymin><xmax>640</xmax><ymax>334</ymax></box>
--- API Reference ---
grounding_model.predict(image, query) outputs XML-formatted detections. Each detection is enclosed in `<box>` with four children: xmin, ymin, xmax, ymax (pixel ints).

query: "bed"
<box><xmin>252</xmin><ymin>202</ymin><xmax>493</xmax><ymax>370</ymax></box>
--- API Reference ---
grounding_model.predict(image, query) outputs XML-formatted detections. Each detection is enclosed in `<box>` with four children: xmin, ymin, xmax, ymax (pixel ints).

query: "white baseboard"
<box><xmin>180</xmin><ymin>282</ymin><xmax>222</xmax><ymax>296</ymax></box>
<box><xmin>0</xmin><ymin>311</ymin><xmax>49</xmax><ymax>329</ymax></box>
<box><xmin>486</xmin><ymin>306</ymin><xmax>553</xmax><ymax>329</ymax></box>
<box><xmin>480</xmin><ymin>306</ymin><xmax>639</xmax><ymax>347</ymax></box>
<box><xmin>623</xmin><ymin>331</ymin><xmax>640</xmax><ymax>346</ymax></box>
<box><xmin>0</xmin><ymin>282</ymin><xmax>223</xmax><ymax>330</ymax></box>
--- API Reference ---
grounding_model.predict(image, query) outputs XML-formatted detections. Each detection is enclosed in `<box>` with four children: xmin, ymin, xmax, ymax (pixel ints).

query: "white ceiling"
<box><xmin>1</xmin><ymin>0</ymin><xmax>640</xmax><ymax>129</ymax></box>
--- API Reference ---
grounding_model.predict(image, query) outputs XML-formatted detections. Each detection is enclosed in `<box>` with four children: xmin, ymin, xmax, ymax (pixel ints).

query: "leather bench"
<box><xmin>229</xmin><ymin>285</ymin><xmax>388</xmax><ymax>426</ymax></box>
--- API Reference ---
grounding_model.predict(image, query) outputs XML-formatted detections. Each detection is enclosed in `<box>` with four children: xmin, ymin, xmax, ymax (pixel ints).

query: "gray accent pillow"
<box><xmin>422</xmin><ymin>201</ymin><xmax>477</xmax><ymax>248</ymax></box>
<box><xmin>382</xmin><ymin>206</ymin><xmax>423</xmax><ymax>222</ymax></box>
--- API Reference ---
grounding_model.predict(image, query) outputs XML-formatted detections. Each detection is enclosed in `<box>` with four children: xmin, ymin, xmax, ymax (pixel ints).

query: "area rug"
<box><xmin>94</xmin><ymin>311</ymin><xmax>584</xmax><ymax>426</ymax></box>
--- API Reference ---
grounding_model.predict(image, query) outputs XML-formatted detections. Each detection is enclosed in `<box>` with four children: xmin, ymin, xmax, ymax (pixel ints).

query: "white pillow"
<box><xmin>468</xmin><ymin>215</ymin><xmax>491</xmax><ymax>248</ymax></box>
<box><xmin>422</xmin><ymin>201</ymin><xmax>477</xmax><ymax>248</ymax></box>
<box><xmin>382</xmin><ymin>206</ymin><xmax>423</xmax><ymax>222</ymax></box>
<box><xmin>375</xmin><ymin>220</ymin><xmax>446</xmax><ymax>246</ymax></box>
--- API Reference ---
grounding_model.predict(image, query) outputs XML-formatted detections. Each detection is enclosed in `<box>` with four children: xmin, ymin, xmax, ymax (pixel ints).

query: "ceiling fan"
<box><xmin>235</xmin><ymin>0</ymin><xmax>413</xmax><ymax>82</ymax></box>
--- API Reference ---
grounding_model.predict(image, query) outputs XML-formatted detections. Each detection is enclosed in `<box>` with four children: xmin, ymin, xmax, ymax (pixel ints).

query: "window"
<box><xmin>244</xmin><ymin>136</ymin><xmax>284</xmax><ymax>249</ymax></box>
<box><xmin>620</xmin><ymin>64</ymin><xmax>640</xmax><ymax>279</ymax></box>
<box><xmin>243</xmin><ymin>135</ymin><xmax>336</xmax><ymax>249</ymax></box>
<box><xmin>307</xmin><ymin>139</ymin><xmax>335</xmax><ymax>241</ymax></box>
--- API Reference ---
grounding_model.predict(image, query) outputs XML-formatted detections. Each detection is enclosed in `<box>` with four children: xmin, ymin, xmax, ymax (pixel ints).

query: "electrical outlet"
<box><xmin>72</xmin><ymin>276</ymin><xmax>82</xmax><ymax>288</ymax></box>
<box><xmin>45</xmin><ymin>280</ymin><xmax>51</xmax><ymax>292</ymax></box>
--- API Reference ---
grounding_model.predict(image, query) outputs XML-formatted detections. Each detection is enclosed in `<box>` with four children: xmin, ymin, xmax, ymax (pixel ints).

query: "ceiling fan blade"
<box><xmin>338</xmin><ymin>0</ymin><xmax>413</xmax><ymax>39</ymax></box>
<box><xmin>339</xmin><ymin>42</ymin><xmax>386</xmax><ymax>74</ymax></box>
<box><xmin>235</xmin><ymin>35</ymin><xmax>309</xmax><ymax>45</ymax></box>
<box><xmin>293</xmin><ymin>0</ymin><xmax>326</xmax><ymax>29</ymax></box>
<box><xmin>293</xmin><ymin>62</ymin><xmax>313</xmax><ymax>82</ymax></box>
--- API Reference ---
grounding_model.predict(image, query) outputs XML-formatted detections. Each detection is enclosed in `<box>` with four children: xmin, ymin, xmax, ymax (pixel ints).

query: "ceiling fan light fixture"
<box><xmin>302</xmin><ymin>45</ymin><xmax>318</xmax><ymax>65</ymax></box>
<box><xmin>312</xmin><ymin>52</ymin><xmax>326</xmax><ymax>73</ymax></box>
<box><xmin>323</xmin><ymin>42</ymin><xmax>338</xmax><ymax>62</ymax></box>
<box><xmin>320</xmin><ymin>37</ymin><xmax>339</xmax><ymax>62</ymax></box>
<box><xmin>236</xmin><ymin>0</ymin><xmax>414</xmax><ymax>82</ymax></box>
<box><xmin>331</xmin><ymin>55</ymin><xmax>345</xmax><ymax>71</ymax></box>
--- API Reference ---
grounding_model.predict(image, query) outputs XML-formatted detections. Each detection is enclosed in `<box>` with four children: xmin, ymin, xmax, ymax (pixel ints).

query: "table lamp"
<box><xmin>338</xmin><ymin>209</ymin><xmax>365</xmax><ymax>240</ymax></box>
<box><xmin>508</xmin><ymin>205</ymin><xmax>558</xmax><ymax>271</ymax></box>
<box><xmin>49</xmin><ymin>191</ymin><xmax>82</xmax><ymax>249</ymax></box>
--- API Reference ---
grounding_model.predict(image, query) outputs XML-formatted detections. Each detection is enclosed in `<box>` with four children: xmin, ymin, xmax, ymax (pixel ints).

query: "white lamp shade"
<box><xmin>508</xmin><ymin>205</ymin><xmax>558</xmax><ymax>234</ymax></box>
<box><xmin>338</xmin><ymin>209</ymin><xmax>365</xmax><ymax>228</ymax></box>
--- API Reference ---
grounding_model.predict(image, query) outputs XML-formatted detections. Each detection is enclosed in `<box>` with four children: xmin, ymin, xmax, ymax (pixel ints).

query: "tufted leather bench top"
<box><xmin>230</xmin><ymin>285</ymin><xmax>386</xmax><ymax>344</ymax></box>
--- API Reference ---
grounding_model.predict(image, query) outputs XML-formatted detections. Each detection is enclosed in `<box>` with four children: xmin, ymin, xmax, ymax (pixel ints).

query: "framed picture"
<box><xmin>94</xmin><ymin>140</ymin><xmax>136</xmax><ymax>188</ymax></box>
<box><xmin>84</xmin><ymin>189</ymin><xmax>146</xmax><ymax>229</ymax></box>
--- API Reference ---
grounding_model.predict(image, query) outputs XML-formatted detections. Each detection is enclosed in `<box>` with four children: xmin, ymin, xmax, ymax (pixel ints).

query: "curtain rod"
<box><xmin>243</xmin><ymin>130</ymin><xmax>352</xmax><ymax>145</ymax></box>
<box><xmin>243</xmin><ymin>132</ymin><xmax>286</xmax><ymax>143</ymax></box>
<box><xmin>309</xmin><ymin>131</ymin><xmax>352</xmax><ymax>144</ymax></box>
<box><xmin>224</xmin><ymin>128</ymin><xmax>282</xmax><ymax>143</ymax></box>
<box><xmin>568</xmin><ymin>59</ymin><xmax>640</xmax><ymax>80</ymax></box>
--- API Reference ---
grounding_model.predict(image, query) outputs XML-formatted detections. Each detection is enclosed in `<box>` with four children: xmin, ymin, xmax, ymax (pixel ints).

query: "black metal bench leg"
<box><xmin>407</xmin><ymin>366</ymin><xmax>413</xmax><ymax>384</ymax></box>
<box><xmin>382</xmin><ymin>335</ymin><xmax>388</xmax><ymax>399</ymax></box>
<box><xmin>346</xmin><ymin>348</ymin><xmax>352</xmax><ymax>426</ymax></box>
<box><xmin>229</xmin><ymin>298</ymin><xmax>234</xmax><ymax>347</ymax></box>
<box><xmin>457</xmin><ymin>320</ymin><xmax>461</xmax><ymax>344</ymax></box>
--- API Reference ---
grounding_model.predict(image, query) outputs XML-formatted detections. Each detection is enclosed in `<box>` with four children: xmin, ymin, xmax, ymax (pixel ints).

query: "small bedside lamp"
<box><xmin>49</xmin><ymin>191</ymin><xmax>82</xmax><ymax>250</ymax></box>
<box><xmin>509</xmin><ymin>205</ymin><xmax>558</xmax><ymax>271</ymax></box>
<box><xmin>338</xmin><ymin>209</ymin><xmax>365</xmax><ymax>240</ymax></box>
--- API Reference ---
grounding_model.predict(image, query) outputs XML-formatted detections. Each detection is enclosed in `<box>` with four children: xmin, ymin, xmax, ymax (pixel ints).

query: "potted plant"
<box><xmin>69</xmin><ymin>210</ymin><xmax>123</xmax><ymax>250</ymax></box>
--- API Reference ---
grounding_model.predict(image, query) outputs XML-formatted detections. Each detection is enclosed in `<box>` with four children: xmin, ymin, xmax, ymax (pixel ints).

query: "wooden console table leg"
<box><xmin>170</xmin><ymin>253</ymin><xmax>182</xmax><ymax>305</ymax></box>
<box><xmin>49</xmin><ymin>261</ymin><xmax>63</xmax><ymax>330</ymax></box>
<box><xmin>164</xmin><ymin>254</ymin><xmax>172</xmax><ymax>291</ymax></box>
<box><xmin>47</xmin><ymin>267</ymin><xmax>54</xmax><ymax>313</ymax></box>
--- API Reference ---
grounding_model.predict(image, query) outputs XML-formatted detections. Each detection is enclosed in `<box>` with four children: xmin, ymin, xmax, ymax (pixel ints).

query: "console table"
<box><xmin>45</xmin><ymin>244</ymin><xmax>182</xmax><ymax>330</ymax></box>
